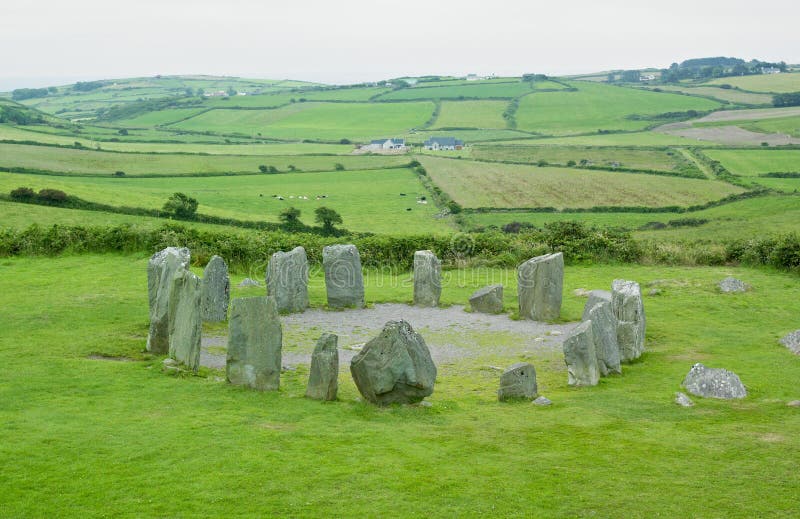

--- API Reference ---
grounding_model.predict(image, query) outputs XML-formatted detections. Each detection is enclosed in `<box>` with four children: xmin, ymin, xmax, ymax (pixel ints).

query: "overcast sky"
<box><xmin>1</xmin><ymin>0</ymin><xmax>798</xmax><ymax>89</ymax></box>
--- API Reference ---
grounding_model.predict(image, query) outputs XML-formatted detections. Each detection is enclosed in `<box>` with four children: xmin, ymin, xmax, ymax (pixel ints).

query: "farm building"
<box><xmin>424</xmin><ymin>136</ymin><xmax>464</xmax><ymax>151</ymax></box>
<box><xmin>361</xmin><ymin>138</ymin><xmax>406</xmax><ymax>152</ymax></box>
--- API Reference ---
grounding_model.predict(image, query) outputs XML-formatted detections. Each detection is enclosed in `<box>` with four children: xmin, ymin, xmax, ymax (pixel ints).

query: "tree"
<box><xmin>279</xmin><ymin>207</ymin><xmax>302</xmax><ymax>228</ymax></box>
<box><xmin>314</xmin><ymin>207</ymin><xmax>343</xmax><ymax>234</ymax></box>
<box><xmin>259</xmin><ymin>165</ymin><xmax>268</xmax><ymax>173</ymax></box>
<box><xmin>118</xmin><ymin>129</ymin><xmax>128</xmax><ymax>136</ymax></box>
<box><xmin>227</xmin><ymin>86</ymin><xmax>237</xmax><ymax>96</ymax></box>
<box><xmin>163</xmin><ymin>192</ymin><xmax>198</xmax><ymax>218</ymax></box>
<box><xmin>334</xmin><ymin>163</ymin><xmax>345</xmax><ymax>171</ymax></box>
<box><xmin>185</xmin><ymin>87</ymin><xmax>195</xmax><ymax>97</ymax></box>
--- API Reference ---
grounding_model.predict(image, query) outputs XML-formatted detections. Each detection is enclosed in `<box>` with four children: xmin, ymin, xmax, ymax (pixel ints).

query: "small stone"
<box><xmin>323</xmin><ymin>244</ymin><xmax>365</xmax><ymax>309</ymax></box>
<box><xmin>787</xmin><ymin>400</ymin><xmax>800</xmax><ymax>408</ymax></box>
<box><xmin>469</xmin><ymin>285</ymin><xmax>504</xmax><ymax>314</ymax></box>
<box><xmin>162</xmin><ymin>358</ymin><xmax>178</xmax><ymax>367</ymax></box>
<box><xmin>581</xmin><ymin>290</ymin><xmax>611</xmax><ymax>321</ymax></box>
<box><xmin>517</xmin><ymin>252</ymin><xmax>564</xmax><ymax>321</ymax></box>
<box><xmin>532</xmin><ymin>396</ymin><xmax>552</xmax><ymax>406</ymax></box>
<box><xmin>413</xmin><ymin>250</ymin><xmax>441</xmax><ymax>307</ymax></box>
<box><xmin>675</xmin><ymin>392</ymin><xmax>694</xmax><ymax>407</ymax></box>
<box><xmin>682</xmin><ymin>363</ymin><xmax>747</xmax><ymax>399</ymax></box>
<box><xmin>201</xmin><ymin>255</ymin><xmax>229</xmax><ymax>322</ymax></box>
<box><xmin>648</xmin><ymin>288</ymin><xmax>662</xmax><ymax>296</ymax></box>
<box><xmin>238</xmin><ymin>278</ymin><xmax>261</xmax><ymax>288</ymax></box>
<box><xmin>718</xmin><ymin>277</ymin><xmax>750</xmax><ymax>293</ymax></box>
<box><xmin>226</xmin><ymin>296</ymin><xmax>282</xmax><ymax>391</ymax></box>
<box><xmin>266</xmin><ymin>246</ymin><xmax>309</xmax><ymax>313</ymax></box>
<box><xmin>306</xmin><ymin>333</ymin><xmax>339</xmax><ymax>401</ymax></box>
<box><xmin>779</xmin><ymin>330</ymin><xmax>800</xmax><ymax>355</ymax></box>
<box><xmin>498</xmin><ymin>362</ymin><xmax>538</xmax><ymax>402</ymax></box>
<box><xmin>548</xmin><ymin>330</ymin><xmax>562</xmax><ymax>337</ymax></box>
<box><xmin>573</xmin><ymin>288</ymin><xmax>590</xmax><ymax>297</ymax></box>
<box><xmin>418</xmin><ymin>401</ymin><xmax>433</xmax><ymax>408</ymax></box>
<box><xmin>563</xmin><ymin>320</ymin><xmax>600</xmax><ymax>387</ymax></box>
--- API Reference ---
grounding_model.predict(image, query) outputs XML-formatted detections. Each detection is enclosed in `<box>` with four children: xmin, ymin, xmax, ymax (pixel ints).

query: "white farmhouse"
<box><xmin>423</xmin><ymin>136</ymin><xmax>464</xmax><ymax>151</ymax></box>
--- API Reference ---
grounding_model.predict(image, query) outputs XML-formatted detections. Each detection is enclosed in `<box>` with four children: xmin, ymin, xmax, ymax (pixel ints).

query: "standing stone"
<box><xmin>413</xmin><ymin>250</ymin><xmax>441</xmax><ymax>307</ymax></box>
<box><xmin>350</xmin><ymin>320</ymin><xmax>437</xmax><ymax>405</ymax></box>
<box><xmin>266</xmin><ymin>246</ymin><xmax>309</xmax><ymax>313</ymax></box>
<box><xmin>586</xmin><ymin>301</ymin><xmax>622</xmax><ymax>376</ymax></box>
<box><xmin>323</xmin><ymin>244</ymin><xmax>365</xmax><ymax>309</ymax></box>
<box><xmin>581</xmin><ymin>290</ymin><xmax>611</xmax><ymax>321</ymax></box>
<box><xmin>682</xmin><ymin>363</ymin><xmax>747</xmax><ymax>399</ymax></box>
<box><xmin>612</xmin><ymin>279</ymin><xmax>646</xmax><ymax>362</ymax></box>
<box><xmin>168</xmin><ymin>269</ymin><xmax>202</xmax><ymax>372</ymax></box>
<box><xmin>517</xmin><ymin>252</ymin><xmax>563</xmax><ymax>321</ymax></box>
<box><xmin>226</xmin><ymin>296</ymin><xmax>282</xmax><ymax>391</ymax></box>
<box><xmin>306</xmin><ymin>333</ymin><xmax>339</xmax><ymax>401</ymax></box>
<box><xmin>469</xmin><ymin>285</ymin><xmax>504</xmax><ymax>314</ymax></box>
<box><xmin>563</xmin><ymin>320</ymin><xmax>600</xmax><ymax>387</ymax></box>
<box><xmin>201</xmin><ymin>255</ymin><xmax>229</xmax><ymax>322</ymax></box>
<box><xmin>146</xmin><ymin>247</ymin><xmax>190</xmax><ymax>354</ymax></box>
<box><xmin>497</xmin><ymin>362</ymin><xmax>538</xmax><ymax>401</ymax></box>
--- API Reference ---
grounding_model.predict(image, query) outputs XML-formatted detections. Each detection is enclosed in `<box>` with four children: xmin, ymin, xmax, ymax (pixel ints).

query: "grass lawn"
<box><xmin>0</xmin><ymin>168</ymin><xmax>453</xmax><ymax>235</ymax></box>
<box><xmin>0</xmin><ymin>254</ymin><xmax>798</xmax><ymax>516</ymax></box>
<box><xmin>515</xmin><ymin>82</ymin><xmax>721</xmax><ymax>136</ymax></box>
<box><xmin>704</xmin><ymin>149</ymin><xmax>800</xmax><ymax>176</ymax></box>
<box><xmin>433</xmin><ymin>100</ymin><xmax>508</xmax><ymax>129</ymax></box>
<box><xmin>419</xmin><ymin>156</ymin><xmax>742</xmax><ymax>209</ymax></box>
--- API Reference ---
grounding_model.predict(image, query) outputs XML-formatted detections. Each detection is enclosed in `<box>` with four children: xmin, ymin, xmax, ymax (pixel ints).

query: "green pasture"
<box><xmin>0</xmin><ymin>168</ymin><xmax>452</xmax><ymax>235</ymax></box>
<box><xmin>1</xmin><ymin>255</ymin><xmax>799</xmax><ymax>516</ymax></box>
<box><xmin>707</xmin><ymin>72</ymin><xmax>800</xmax><ymax>93</ymax></box>
<box><xmin>114</xmin><ymin>108</ymin><xmax>209</xmax><ymax>127</ymax></box>
<box><xmin>511</xmin><ymin>131</ymin><xmax>717</xmax><ymax>147</ymax></box>
<box><xmin>515</xmin><ymin>81</ymin><xmax>722</xmax><ymax>135</ymax></box>
<box><xmin>0</xmin><ymin>143</ymin><xmax>408</xmax><ymax>176</ymax></box>
<box><xmin>704</xmin><ymin>149</ymin><xmax>800</xmax><ymax>176</ymax></box>
<box><xmin>376</xmin><ymin>82</ymin><xmax>533</xmax><ymax>101</ymax></box>
<box><xmin>420</xmin><ymin>156</ymin><xmax>742</xmax><ymax>209</ymax></box>
<box><xmin>433</xmin><ymin>100</ymin><xmax>508</xmax><ymax>129</ymax></box>
<box><xmin>645</xmin><ymin>85</ymin><xmax>773</xmax><ymax>105</ymax></box>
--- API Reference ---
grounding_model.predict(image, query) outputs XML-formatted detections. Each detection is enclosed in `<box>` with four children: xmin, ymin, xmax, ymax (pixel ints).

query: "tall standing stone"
<box><xmin>586</xmin><ymin>301</ymin><xmax>622</xmax><ymax>376</ymax></box>
<box><xmin>497</xmin><ymin>363</ymin><xmax>538</xmax><ymax>401</ymax></box>
<box><xmin>323</xmin><ymin>244</ymin><xmax>365</xmax><ymax>309</ymax></box>
<box><xmin>226</xmin><ymin>296</ymin><xmax>282</xmax><ymax>391</ymax></box>
<box><xmin>168</xmin><ymin>269</ymin><xmax>202</xmax><ymax>372</ymax></box>
<box><xmin>350</xmin><ymin>320</ymin><xmax>437</xmax><ymax>405</ymax></box>
<box><xmin>413</xmin><ymin>250</ymin><xmax>441</xmax><ymax>307</ymax></box>
<box><xmin>563</xmin><ymin>320</ymin><xmax>600</xmax><ymax>387</ymax></box>
<box><xmin>201</xmin><ymin>255</ymin><xmax>229</xmax><ymax>322</ymax></box>
<box><xmin>517</xmin><ymin>252</ymin><xmax>563</xmax><ymax>321</ymax></box>
<box><xmin>266</xmin><ymin>246</ymin><xmax>309</xmax><ymax>313</ymax></box>
<box><xmin>146</xmin><ymin>247</ymin><xmax>190</xmax><ymax>354</ymax></box>
<box><xmin>612</xmin><ymin>279</ymin><xmax>646</xmax><ymax>362</ymax></box>
<box><xmin>306</xmin><ymin>333</ymin><xmax>339</xmax><ymax>401</ymax></box>
<box><xmin>581</xmin><ymin>290</ymin><xmax>611</xmax><ymax>321</ymax></box>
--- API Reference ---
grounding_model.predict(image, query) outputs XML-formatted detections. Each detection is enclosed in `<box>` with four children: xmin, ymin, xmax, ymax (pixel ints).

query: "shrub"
<box><xmin>566</xmin><ymin>160</ymin><xmax>577</xmax><ymax>167</ymax></box>
<box><xmin>334</xmin><ymin>163</ymin><xmax>345</xmax><ymax>171</ymax></box>
<box><xmin>259</xmin><ymin>165</ymin><xmax>268</xmax><ymax>173</ymax></box>
<box><xmin>114</xmin><ymin>171</ymin><xmax>126</xmax><ymax>177</ymax></box>
<box><xmin>37</xmin><ymin>189</ymin><xmax>68</xmax><ymax>204</ymax></box>
<box><xmin>10</xmin><ymin>187</ymin><xmax>35</xmax><ymax>200</ymax></box>
<box><xmin>446</xmin><ymin>201</ymin><xmax>463</xmax><ymax>214</ymax></box>
<box><xmin>163</xmin><ymin>192</ymin><xmax>198</xmax><ymax>218</ymax></box>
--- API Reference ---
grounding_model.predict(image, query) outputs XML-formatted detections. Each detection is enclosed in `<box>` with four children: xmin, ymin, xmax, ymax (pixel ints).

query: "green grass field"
<box><xmin>707</xmin><ymin>72</ymin><xmax>800</xmax><ymax>93</ymax></box>
<box><xmin>704</xmin><ymin>149</ymin><xmax>800</xmax><ymax>176</ymax></box>
<box><xmin>506</xmin><ymin>131</ymin><xmax>720</xmax><ymax>147</ymax></box>
<box><xmin>420</xmin><ymin>156</ymin><xmax>742</xmax><ymax>209</ymax></box>
<box><xmin>515</xmin><ymin>82</ymin><xmax>722</xmax><ymax>136</ymax></box>
<box><xmin>0</xmin><ymin>143</ymin><xmax>408</xmax><ymax>176</ymax></box>
<box><xmin>0</xmin><ymin>168</ymin><xmax>452</xmax><ymax>235</ymax></box>
<box><xmin>113</xmin><ymin>107</ymin><xmax>209</xmax><ymax>127</ymax></box>
<box><xmin>173</xmin><ymin>102</ymin><xmax>435</xmax><ymax>141</ymax></box>
<box><xmin>1</xmin><ymin>254</ymin><xmax>799</xmax><ymax>516</ymax></box>
<box><xmin>645</xmin><ymin>85</ymin><xmax>774</xmax><ymax>105</ymax></box>
<box><xmin>433</xmin><ymin>100</ymin><xmax>508</xmax><ymax>129</ymax></box>
<box><xmin>376</xmin><ymin>82</ymin><xmax>534</xmax><ymax>101</ymax></box>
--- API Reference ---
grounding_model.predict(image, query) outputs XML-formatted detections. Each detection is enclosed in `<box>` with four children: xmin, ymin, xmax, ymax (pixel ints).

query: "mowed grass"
<box><xmin>471</xmin><ymin>145</ymin><xmax>688</xmax><ymax>172</ymax></box>
<box><xmin>503</xmin><ymin>131</ymin><xmax>720</xmax><ymax>147</ymax></box>
<box><xmin>0</xmin><ymin>143</ymin><xmax>407</xmax><ymax>176</ymax></box>
<box><xmin>704</xmin><ymin>149</ymin><xmax>800</xmax><ymax>176</ymax></box>
<box><xmin>114</xmin><ymin>107</ymin><xmax>209</xmax><ymax>127</ymax></box>
<box><xmin>419</xmin><ymin>156</ymin><xmax>743</xmax><ymax>209</ymax></box>
<box><xmin>0</xmin><ymin>168</ymin><xmax>452</xmax><ymax>235</ymax></box>
<box><xmin>515</xmin><ymin>81</ymin><xmax>722</xmax><ymax>135</ymax></box>
<box><xmin>707</xmin><ymin>72</ymin><xmax>800</xmax><ymax>93</ymax></box>
<box><xmin>173</xmin><ymin>102</ymin><xmax>435</xmax><ymax>141</ymax></box>
<box><xmin>376</xmin><ymin>81</ymin><xmax>533</xmax><ymax>100</ymax></box>
<box><xmin>1</xmin><ymin>255</ymin><xmax>799</xmax><ymax>516</ymax></box>
<box><xmin>743</xmin><ymin>116</ymin><xmax>800</xmax><ymax>138</ymax></box>
<box><xmin>433</xmin><ymin>100</ymin><xmax>508</xmax><ymax>129</ymax></box>
<box><xmin>646</xmin><ymin>85</ymin><xmax>773</xmax><ymax>105</ymax></box>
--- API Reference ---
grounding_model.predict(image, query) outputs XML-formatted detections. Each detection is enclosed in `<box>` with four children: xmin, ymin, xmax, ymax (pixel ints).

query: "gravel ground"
<box><xmin>201</xmin><ymin>303</ymin><xmax>578</xmax><ymax>369</ymax></box>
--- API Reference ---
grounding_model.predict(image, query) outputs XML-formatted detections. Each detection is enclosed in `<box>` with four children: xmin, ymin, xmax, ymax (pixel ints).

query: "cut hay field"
<box><xmin>470</xmin><ymin>145</ymin><xmax>693</xmax><ymax>173</ymax></box>
<box><xmin>1</xmin><ymin>255</ymin><xmax>799</xmax><ymax>517</ymax></box>
<box><xmin>741</xmin><ymin>116</ymin><xmax>800</xmax><ymax>138</ymax></box>
<box><xmin>515</xmin><ymin>82</ymin><xmax>722</xmax><ymax>136</ymax></box>
<box><xmin>0</xmin><ymin>168</ymin><xmax>451</xmax><ymax>235</ymax></box>
<box><xmin>432</xmin><ymin>100</ymin><xmax>508</xmax><ymax>129</ymax></box>
<box><xmin>409</xmin><ymin>129</ymin><xmax>534</xmax><ymax>144</ymax></box>
<box><xmin>0</xmin><ymin>143</ymin><xmax>408</xmax><ymax>176</ymax></box>
<box><xmin>419</xmin><ymin>156</ymin><xmax>742</xmax><ymax>209</ymax></box>
<box><xmin>113</xmin><ymin>107</ymin><xmax>209</xmax><ymax>127</ymax></box>
<box><xmin>703</xmin><ymin>149</ymin><xmax>800</xmax><ymax>176</ymax></box>
<box><xmin>172</xmin><ymin>102</ymin><xmax>435</xmax><ymax>141</ymax></box>
<box><xmin>707</xmin><ymin>72</ymin><xmax>800</xmax><ymax>93</ymax></box>
<box><xmin>376</xmin><ymin>82</ymin><xmax>533</xmax><ymax>100</ymax></box>
<box><xmin>508</xmin><ymin>131</ymin><xmax>718</xmax><ymax>147</ymax></box>
<box><xmin>645</xmin><ymin>85</ymin><xmax>774</xmax><ymax>105</ymax></box>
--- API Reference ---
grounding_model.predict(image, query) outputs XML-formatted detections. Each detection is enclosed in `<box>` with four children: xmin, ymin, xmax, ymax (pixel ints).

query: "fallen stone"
<box><xmin>517</xmin><ymin>252</ymin><xmax>563</xmax><ymax>321</ymax></box>
<box><xmin>682</xmin><ymin>363</ymin><xmax>747</xmax><ymax>399</ymax></box>
<box><xmin>168</xmin><ymin>268</ymin><xmax>202</xmax><ymax>372</ymax></box>
<box><xmin>306</xmin><ymin>333</ymin><xmax>339</xmax><ymax>401</ymax></box>
<box><xmin>350</xmin><ymin>320</ymin><xmax>437</xmax><ymax>405</ymax></box>
<box><xmin>201</xmin><ymin>255</ymin><xmax>229</xmax><ymax>322</ymax></box>
<box><xmin>563</xmin><ymin>320</ymin><xmax>599</xmax><ymax>387</ymax></box>
<box><xmin>469</xmin><ymin>284</ymin><xmax>503</xmax><ymax>314</ymax></box>
<box><xmin>146</xmin><ymin>247</ymin><xmax>190</xmax><ymax>354</ymax></box>
<box><xmin>413</xmin><ymin>250</ymin><xmax>441</xmax><ymax>307</ymax></box>
<box><xmin>612</xmin><ymin>280</ymin><xmax>646</xmax><ymax>362</ymax></box>
<box><xmin>532</xmin><ymin>396</ymin><xmax>552</xmax><ymax>406</ymax></box>
<box><xmin>498</xmin><ymin>362</ymin><xmax>538</xmax><ymax>401</ymax></box>
<box><xmin>787</xmin><ymin>400</ymin><xmax>800</xmax><ymax>408</ymax></box>
<box><xmin>226</xmin><ymin>296</ymin><xmax>282</xmax><ymax>391</ymax></box>
<box><xmin>581</xmin><ymin>290</ymin><xmax>611</xmax><ymax>321</ymax></box>
<box><xmin>573</xmin><ymin>288</ymin><xmax>590</xmax><ymax>297</ymax></box>
<box><xmin>238</xmin><ymin>278</ymin><xmax>261</xmax><ymax>288</ymax></box>
<box><xmin>266</xmin><ymin>246</ymin><xmax>309</xmax><ymax>313</ymax></box>
<box><xmin>418</xmin><ymin>400</ymin><xmax>433</xmax><ymax>408</ymax></box>
<box><xmin>586</xmin><ymin>301</ymin><xmax>622</xmax><ymax>376</ymax></box>
<box><xmin>718</xmin><ymin>277</ymin><xmax>750</xmax><ymax>293</ymax></box>
<box><xmin>675</xmin><ymin>392</ymin><xmax>694</xmax><ymax>407</ymax></box>
<box><xmin>323</xmin><ymin>244</ymin><xmax>365</xmax><ymax>309</ymax></box>
<box><xmin>648</xmin><ymin>288</ymin><xmax>662</xmax><ymax>296</ymax></box>
<box><xmin>779</xmin><ymin>330</ymin><xmax>800</xmax><ymax>355</ymax></box>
